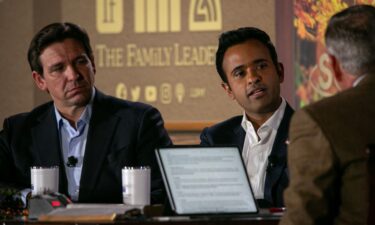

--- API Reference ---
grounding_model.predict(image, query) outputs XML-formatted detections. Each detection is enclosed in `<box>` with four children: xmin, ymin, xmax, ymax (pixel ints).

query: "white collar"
<box><xmin>353</xmin><ymin>74</ymin><xmax>367</xmax><ymax>87</ymax></box>
<box><xmin>241</xmin><ymin>97</ymin><xmax>286</xmax><ymax>133</ymax></box>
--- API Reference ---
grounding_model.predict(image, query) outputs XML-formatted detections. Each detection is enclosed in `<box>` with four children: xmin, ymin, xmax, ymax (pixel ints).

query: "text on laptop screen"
<box><xmin>156</xmin><ymin>146</ymin><xmax>258</xmax><ymax>215</ymax></box>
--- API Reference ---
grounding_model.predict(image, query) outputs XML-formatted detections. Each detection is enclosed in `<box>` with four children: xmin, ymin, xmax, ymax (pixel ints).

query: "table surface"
<box><xmin>2</xmin><ymin>212</ymin><xmax>281</xmax><ymax>225</ymax></box>
<box><xmin>1</xmin><ymin>205</ymin><xmax>282</xmax><ymax>225</ymax></box>
<box><xmin>2</xmin><ymin>217</ymin><xmax>280</xmax><ymax>225</ymax></box>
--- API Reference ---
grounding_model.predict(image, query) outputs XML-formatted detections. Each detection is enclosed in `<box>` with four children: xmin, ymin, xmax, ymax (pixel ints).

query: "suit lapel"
<box><xmin>79</xmin><ymin>91</ymin><xmax>119</xmax><ymax>197</ymax></box>
<box><xmin>31</xmin><ymin>105</ymin><xmax>68</xmax><ymax>194</ymax></box>
<box><xmin>264</xmin><ymin>103</ymin><xmax>294</xmax><ymax>202</ymax></box>
<box><xmin>233</xmin><ymin>124</ymin><xmax>245</xmax><ymax>152</ymax></box>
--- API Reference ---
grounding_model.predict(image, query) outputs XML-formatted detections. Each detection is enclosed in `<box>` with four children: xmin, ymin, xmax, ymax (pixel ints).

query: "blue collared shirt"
<box><xmin>54</xmin><ymin>88</ymin><xmax>95</xmax><ymax>201</ymax></box>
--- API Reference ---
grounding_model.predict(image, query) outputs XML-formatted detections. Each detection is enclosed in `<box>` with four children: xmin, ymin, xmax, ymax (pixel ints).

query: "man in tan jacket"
<box><xmin>280</xmin><ymin>4</ymin><xmax>375</xmax><ymax>225</ymax></box>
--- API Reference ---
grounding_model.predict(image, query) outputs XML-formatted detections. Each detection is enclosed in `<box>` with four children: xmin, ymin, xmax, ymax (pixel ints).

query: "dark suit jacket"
<box><xmin>200</xmin><ymin>103</ymin><xmax>294</xmax><ymax>207</ymax></box>
<box><xmin>0</xmin><ymin>90</ymin><xmax>172</xmax><ymax>204</ymax></box>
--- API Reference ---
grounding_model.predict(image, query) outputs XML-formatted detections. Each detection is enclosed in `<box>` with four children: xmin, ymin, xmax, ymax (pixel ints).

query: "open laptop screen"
<box><xmin>155</xmin><ymin>146</ymin><xmax>258</xmax><ymax>215</ymax></box>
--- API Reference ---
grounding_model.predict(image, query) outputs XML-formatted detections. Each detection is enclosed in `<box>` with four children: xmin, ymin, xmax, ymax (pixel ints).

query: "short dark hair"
<box><xmin>325</xmin><ymin>4</ymin><xmax>375</xmax><ymax>75</ymax></box>
<box><xmin>215</xmin><ymin>27</ymin><xmax>279</xmax><ymax>83</ymax></box>
<box><xmin>27</xmin><ymin>22</ymin><xmax>93</xmax><ymax>75</ymax></box>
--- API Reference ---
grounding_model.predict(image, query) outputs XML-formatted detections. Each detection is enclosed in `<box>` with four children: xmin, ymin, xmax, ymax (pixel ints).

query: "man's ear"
<box><xmin>32</xmin><ymin>71</ymin><xmax>48</xmax><ymax>91</ymax></box>
<box><xmin>328</xmin><ymin>54</ymin><xmax>343</xmax><ymax>81</ymax></box>
<box><xmin>277</xmin><ymin>62</ymin><xmax>284</xmax><ymax>83</ymax></box>
<box><xmin>328</xmin><ymin>53</ymin><xmax>357</xmax><ymax>90</ymax></box>
<box><xmin>221</xmin><ymin>82</ymin><xmax>235</xmax><ymax>100</ymax></box>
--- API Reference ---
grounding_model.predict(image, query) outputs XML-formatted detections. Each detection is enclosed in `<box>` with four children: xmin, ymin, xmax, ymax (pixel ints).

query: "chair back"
<box><xmin>368</xmin><ymin>144</ymin><xmax>375</xmax><ymax>224</ymax></box>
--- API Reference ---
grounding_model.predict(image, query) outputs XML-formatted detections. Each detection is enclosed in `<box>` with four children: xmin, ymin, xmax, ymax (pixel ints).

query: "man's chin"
<box><xmin>68</xmin><ymin>94</ymin><xmax>91</xmax><ymax>107</ymax></box>
<box><xmin>246</xmin><ymin>102</ymin><xmax>278</xmax><ymax>115</ymax></box>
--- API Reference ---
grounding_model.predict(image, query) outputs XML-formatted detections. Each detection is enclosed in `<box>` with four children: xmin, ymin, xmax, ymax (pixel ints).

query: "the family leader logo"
<box><xmin>96</xmin><ymin>0</ymin><xmax>222</xmax><ymax>34</ymax></box>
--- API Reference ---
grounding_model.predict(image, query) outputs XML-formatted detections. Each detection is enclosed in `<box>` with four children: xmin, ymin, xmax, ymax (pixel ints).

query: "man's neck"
<box><xmin>245</xmin><ymin>98</ymin><xmax>283</xmax><ymax>131</ymax></box>
<box><xmin>245</xmin><ymin>112</ymin><xmax>274</xmax><ymax>131</ymax></box>
<box><xmin>55</xmin><ymin>87</ymin><xmax>95</xmax><ymax>129</ymax></box>
<box><xmin>57</xmin><ymin>106</ymin><xmax>86</xmax><ymax>129</ymax></box>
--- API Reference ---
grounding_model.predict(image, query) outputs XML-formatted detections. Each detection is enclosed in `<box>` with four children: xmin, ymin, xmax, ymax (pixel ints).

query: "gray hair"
<box><xmin>325</xmin><ymin>4</ymin><xmax>375</xmax><ymax>76</ymax></box>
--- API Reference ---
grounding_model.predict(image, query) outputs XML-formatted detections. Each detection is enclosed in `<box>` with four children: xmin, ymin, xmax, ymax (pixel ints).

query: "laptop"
<box><xmin>155</xmin><ymin>145</ymin><xmax>259</xmax><ymax>217</ymax></box>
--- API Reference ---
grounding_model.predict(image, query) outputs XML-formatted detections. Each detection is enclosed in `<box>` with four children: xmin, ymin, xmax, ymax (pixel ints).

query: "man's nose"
<box><xmin>246</xmin><ymin>68</ymin><xmax>261</xmax><ymax>85</ymax></box>
<box><xmin>65</xmin><ymin>65</ymin><xmax>80</xmax><ymax>80</ymax></box>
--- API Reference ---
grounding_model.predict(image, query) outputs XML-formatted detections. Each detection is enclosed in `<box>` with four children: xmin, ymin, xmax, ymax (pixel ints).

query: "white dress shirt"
<box><xmin>241</xmin><ymin>98</ymin><xmax>286</xmax><ymax>199</ymax></box>
<box><xmin>54</xmin><ymin>88</ymin><xmax>95</xmax><ymax>201</ymax></box>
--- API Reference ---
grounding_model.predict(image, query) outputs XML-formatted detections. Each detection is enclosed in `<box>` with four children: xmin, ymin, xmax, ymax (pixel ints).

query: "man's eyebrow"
<box><xmin>253</xmin><ymin>58</ymin><xmax>268</xmax><ymax>64</ymax></box>
<box><xmin>230</xmin><ymin>58</ymin><xmax>269</xmax><ymax>74</ymax></box>
<box><xmin>48</xmin><ymin>62</ymin><xmax>63</xmax><ymax>72</ymax></box>
<box><xmin>75</xmin><ymin>53</ymin><xmax>87</xmax><ymax>59</ymax></box>
<box><xmin>231</xmin><ymin>64</ymin><xmax>246</xmax><ymax>74</ymax></box>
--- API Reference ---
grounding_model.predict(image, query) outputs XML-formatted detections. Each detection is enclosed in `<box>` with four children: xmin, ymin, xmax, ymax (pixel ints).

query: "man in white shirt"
<box><xmin>200</xmin><ymin>27</ymin><xmax>294</xmax><ymax>207</ymax></box>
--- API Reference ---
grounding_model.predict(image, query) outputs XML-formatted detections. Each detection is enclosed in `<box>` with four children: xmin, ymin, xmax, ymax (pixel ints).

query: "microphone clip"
<box><xmin>267</xmin><ymin>155</ymin><xmax>278</xmax><ymax>172</ymax></box>
<box><xmin>66</xmin><ymin>156</ymin><xmax>78</xmax><ymax>167</ymax></box>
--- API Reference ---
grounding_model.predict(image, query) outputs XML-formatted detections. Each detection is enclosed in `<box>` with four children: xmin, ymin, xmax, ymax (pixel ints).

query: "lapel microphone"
<box><xmin>67</xmin><ymin>156</ymin><xmax>78</xmax><ymax>167</ymax></box>
<box><xmin>267</xmin><ymin>155</ymin><xmax>279</xmax><ymax>172</ymax></box>
<box><xmin>266</xmin><ymin>155</ymin><xmax>287</xmax><ymax>172</ymax></box>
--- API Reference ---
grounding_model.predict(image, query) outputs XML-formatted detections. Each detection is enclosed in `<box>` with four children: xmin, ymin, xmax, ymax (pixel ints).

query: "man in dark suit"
<box><xmin>0</xmin><ymin>22</ymin><xmax>171</xmax><ymax>204</ymax></box>
<box><xmin>200</xmin><ymin>27</ymin><xmax>293</xmax><ymax>207</ymax></box>
<box><xmin>280</xmin><ymin>5</ymin><xmax>375</xmax><ymax>224</ymax></box>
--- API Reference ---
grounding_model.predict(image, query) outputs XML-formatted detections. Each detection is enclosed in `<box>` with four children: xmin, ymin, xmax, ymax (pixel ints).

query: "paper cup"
<box><xmin>31</xmin><ymin>166</ymin><xmax>59</xmax><ymax>196</ymax></box>
<box><xmin>122</xmin><ymin>166</ymin><xmax>150</xmax><ymax>205</ymax></box>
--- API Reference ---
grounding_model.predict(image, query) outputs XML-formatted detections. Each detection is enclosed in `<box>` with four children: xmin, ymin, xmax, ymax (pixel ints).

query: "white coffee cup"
<box><xmin>30</xmin><ymin>166</ymin><xmax>59</xmax><ymax>196</ymax></box>
<box><xmin>122</xmin><ymin>166</ymin><xmax>151</xmax><ymax>205</ymax></box>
